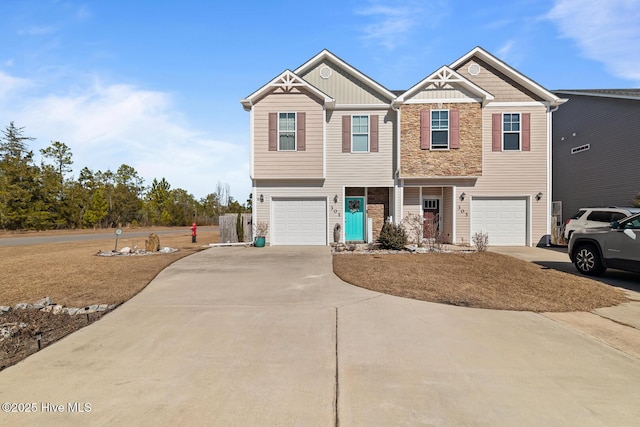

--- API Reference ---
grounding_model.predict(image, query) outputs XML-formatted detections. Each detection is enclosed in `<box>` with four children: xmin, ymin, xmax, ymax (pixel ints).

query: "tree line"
<box><xmin>0</xmin><ymin>122</ymin><xmax>249</xmax><ymax>230</ymax></box>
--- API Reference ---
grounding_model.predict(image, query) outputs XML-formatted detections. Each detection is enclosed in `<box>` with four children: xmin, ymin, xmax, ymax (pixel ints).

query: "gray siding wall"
<box><xmin>552</xmin><ymin>94</ymin><xmax>640</xmax><ymax>222</ymax></box>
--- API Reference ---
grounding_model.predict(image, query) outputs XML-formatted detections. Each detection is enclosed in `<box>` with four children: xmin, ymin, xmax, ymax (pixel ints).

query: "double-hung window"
<box><xmin>352</xmin><ymin>115</ymin><xmax>369</xmax><ymax>152</ymax></box>
<box><xmin>431</xmin><ymin>110</ymin><xmax>449</xmax><ymax>149</ymax></box>
<box><xmin>278</xmin><ymin>112</ymin><xmax>296</xmax><ymax>151</ymax></box>
<box><xmin>503</xmin><ymin>113</ymin><xmax>520</xmax><ymax>150</ymax></box>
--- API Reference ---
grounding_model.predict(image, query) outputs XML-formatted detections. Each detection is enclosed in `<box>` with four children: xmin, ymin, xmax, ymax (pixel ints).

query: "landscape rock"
<box><xmin>14</xmin><ymin>303</ymin><xmax>34</xmax><ymax>310</ymax></box>
<box><xmin>145</xmin><ymin>233</ymin><xmax>160</xmax><ymax>252</ymax></box>
<box><xmin>0</xmin><ymin>306</ymin><xmax>11</xmax><ymax>313</ymax></box>
<box><xmin>65</xmin><ymin>308</ymin><xmax>80</xmax><ymax>316</ymax></box>
<box><xmin>33</xmin><ymin>297</ymin><xmax>52</xmax><ymax>309</ymax></box>
<box><xmin>120</xmin><ymin>246</ymin><xmax>131</xmax><ymax>254</ymax></box>
<box><xmin>96</xmin><ymin>304</ymin><xmax>109</xmax><ymax>312</ymax></box>
<box><xmin>52</xmin><ymin>304</ymin><xmax>64</xmax><ymax>315</ymax></box>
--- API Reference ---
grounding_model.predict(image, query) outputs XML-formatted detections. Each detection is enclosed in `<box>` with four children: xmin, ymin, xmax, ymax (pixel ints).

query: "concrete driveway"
<box><xmin>2</xmin><ymin>246</ymin><xmax>640</xmax><ymax>426</ymax></box>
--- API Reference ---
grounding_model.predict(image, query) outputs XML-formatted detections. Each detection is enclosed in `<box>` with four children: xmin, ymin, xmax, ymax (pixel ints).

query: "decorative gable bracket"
<box><xmin>241</xmin><ymin>70</ymin><xmax>335</xmax><ymax>111</ymax></box>
<box><xmin>393</xmin><ymin>65</ymin><xmax>495</xmax><ymax>107</ymax></box>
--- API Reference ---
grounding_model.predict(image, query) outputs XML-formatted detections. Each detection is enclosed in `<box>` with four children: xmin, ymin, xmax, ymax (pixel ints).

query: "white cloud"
<box><xmin>355</xmin><ymin>0</ymin><xmax>444</xmax><ymax>50</ymax></box>
<box><xmin>1</xmin><ymin>78</ymin><xmax>249</xmax><ymax>200</ymax></box>
<box><xmin>547</xmin><ymin>0</ymin><xmax>640</xmax><ymax>83</ymax></box>
<box><xmin>0</xmin><ymin>71</ymin><xmax>33</xmax><ymax>98</ymax></box>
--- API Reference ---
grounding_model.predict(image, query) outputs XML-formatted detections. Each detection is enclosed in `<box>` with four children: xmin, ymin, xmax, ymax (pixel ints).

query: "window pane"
<box><xmin>503</xmin><ymin>133</ymin><xmax>520</xmax><ymax>150</ymax></box>
<box><xmin>504</xmin><ymin>114</ymin><xmax>520</xmax><ymax>132</ymax></box>
<box><xmin>352</xmin><ymin>134</ymin><xmax>368</xmax><ymax>152</ymax></box>
<box><xmin>431</xmin><ymin>110</ymin><xmax>448</xmax><ymax>130</ymax></box>
<box><xmin>352</xmin><ymin>115</ymin><xmax>368</xmax><ymax>133</ymax></box>
<box><xmin>432</xmin><ymin>130</ymin><xmax>448</xmax><ymax>148</ymax></box>
<box><xmin>279</xmin><ymin>133</ymin><xmax>295</xmax><ymax>150</ymax></box>
<box><xmin>279</xmin><ymin>113</ymin><xmax>295</xmax><ymax>131</ymax></box>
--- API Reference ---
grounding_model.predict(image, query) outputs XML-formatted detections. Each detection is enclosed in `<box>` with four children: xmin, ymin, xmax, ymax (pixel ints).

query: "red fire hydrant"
<box><xmin>190</xmin><ymin>222</ymin><xmax>197</xmax><ymax>243</ymax></box>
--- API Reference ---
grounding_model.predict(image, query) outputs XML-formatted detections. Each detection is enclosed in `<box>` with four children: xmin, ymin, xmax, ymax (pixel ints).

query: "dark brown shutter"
<box><xmin>342</xmin><ymin>115</ymin><xmax>351</xmax><ymax>153</ymax></box>
<box><xmin>370</xmin><ymin>115</ymin><xmax>378</xmax><ymax>152</ymax></box>
<box><xmin>449</xmin><ymin>109</ymin><xmax>459</xmax><ymax>149</ymax></box>
<box><xmin>268</xmin><ymin>112</ymin><xmax>277</xmax><ymax>151</ymax></box>
<box><xmin>420</xmin><ymin>110</ymin><xmax>430</xmax><ymax>150</ymax></box>
<box><xmin>297</xmin><ymin>112</ymin><xmax>306</xmax><ymax>151</ymax></box>
<box><xmin>521</xmin><ymin>113</ymin><xmax>530</xmax><ymax>151</ymax></box>
<box><xmin>492</xmin><ymin>113</ymin><xmax>502</xmax><ymax>152</ymax></box>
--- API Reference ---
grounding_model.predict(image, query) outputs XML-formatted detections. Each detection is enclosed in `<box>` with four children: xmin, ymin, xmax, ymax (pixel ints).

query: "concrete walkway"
<box><xmin>490</xmin><ymin>246</ymin><xmax>640</xmax><ymax>361</ymax></box>
<box><xmin>2</xmin><ymin>247</ymin><xmax>640</xmax><ymax>426</ymax></box>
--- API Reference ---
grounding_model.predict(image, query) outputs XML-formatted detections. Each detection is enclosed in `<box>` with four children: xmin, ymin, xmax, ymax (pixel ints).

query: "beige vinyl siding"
<box><xmin>409</xmin><ymin>87</ymin><xmax>479</xmax><ymax>101</ymax></box>
<box><xmin>453</xmin><ymin>105</ymin><xmax>549</xmax><ymax>245</ymax></box>
<box><xmin>403</xmin><ymin>187</ymin><xmax>420</xmax><ymax>217</ymax></box>
<box><xmin>455</xmin><ymin>59</ymin><xmax>544</xmax><ymax>103</ymax></box>
<box><xmin>300</xmin><ymin>61</ymin><xmax>390</xmax><ymax>105</ymax></box>
<box><xmin>325</xmin><ymin>110</ymin><xmax>396</xmax><ymax>187</ymax></box>
<box><xmin>253</xmin><ymin>90</ymin><xmax>323</xmax><ymax>179</ymax></box>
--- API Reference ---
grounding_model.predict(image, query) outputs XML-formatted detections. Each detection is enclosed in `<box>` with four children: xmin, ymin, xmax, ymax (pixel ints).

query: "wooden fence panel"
<box><xmin>219</xmin><ymin>213</ymin><xmax>253</xmax><ymax>243</ymax></box>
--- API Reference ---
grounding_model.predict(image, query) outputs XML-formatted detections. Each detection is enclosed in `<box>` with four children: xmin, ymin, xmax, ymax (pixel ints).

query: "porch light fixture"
<box><xmin>333</xmin><ymin>194</ymin><xmax>338</xmax><ymax>203</ymax></box>
<box><xmin>536</xmin><ymin>192</ymin><xmax>543</xmax><ymax>201</ymax></box>
<box><xmin>459</xmin><ymin>192</ymin><xmax>466</xmax><ymax>201</ymax></box>
<box><xmin>259</xmin><ymin>194</ymin><xmax>264</xmax><ymax>203</ymax></box>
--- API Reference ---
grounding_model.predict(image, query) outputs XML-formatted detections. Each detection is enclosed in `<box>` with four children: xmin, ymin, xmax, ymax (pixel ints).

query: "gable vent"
<box><xmin>468</xmin><ymin>63</ymin><xmax>481</xmax><ymax>76</ymax></box>
<box><xmin>571</xmin><ymin>144</ymin><xmax>590</xmax><ymax>154</ymax></box>
<box><xmin>319</xmin><ymin>66</ymin><xmax>332</xmax><ymax>79</ymax></box>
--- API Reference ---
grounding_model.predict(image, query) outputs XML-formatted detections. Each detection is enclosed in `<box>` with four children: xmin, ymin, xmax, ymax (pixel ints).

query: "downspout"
<box><xmin>546</xmin><ymin>104</ymin><xmax>560</xmax><ymax>246</ymax></box>
<box><xmin>391</xmin><ymin>101</ymin><xmax>401</xmax><ymax>224</ymax></box>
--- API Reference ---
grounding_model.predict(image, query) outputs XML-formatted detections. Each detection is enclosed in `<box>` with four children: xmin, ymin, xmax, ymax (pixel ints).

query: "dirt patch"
<box><xmin>333</xmin><ymin>251</ymin><xmax>627</xmax><ymax>312</ymax></box>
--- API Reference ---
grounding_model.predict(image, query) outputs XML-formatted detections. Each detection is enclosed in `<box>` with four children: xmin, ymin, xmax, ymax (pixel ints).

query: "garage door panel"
<box><xmin>471</xmin><ymin>198</ymin><xmax>527</xmax><ymax>246</ymax></box>
<box><xmin>272</xmin><ymin>198</ymin><xmax>327</xmax><ymax>245</ymax></box>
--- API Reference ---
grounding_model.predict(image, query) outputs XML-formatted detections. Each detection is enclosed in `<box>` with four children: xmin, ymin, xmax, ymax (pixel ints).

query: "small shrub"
<box><xmin>377</xmin><ymin>222</ymin><xmax>407</xmax><ymax>250</ymax></box>
<box><xmin>472</xmin><ymin>231</ymin><xmax>489</xmax><ymax>252</ymax></box>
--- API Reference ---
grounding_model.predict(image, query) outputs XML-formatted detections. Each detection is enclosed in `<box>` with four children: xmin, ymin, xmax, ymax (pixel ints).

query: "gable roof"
<box><xmin>240</xmin><ymin>69</ymin><xmax>335</xmax><ymax>111</ymax></box>
<box><xmin>394</xmin><ymin>65</ymin><xmax>495</xmax><ymax>106</ymax></box>
<box><xmin>294</xmin><ymin>49</ymin><xmax>397</xmax><ymax>103</ymax></box>
<box><xmin>450</xmin><ymin>46</ymin><xmax>567</xmax><ymax>107</ymax></box>
<box><xmin>553</xmin><ymin>89</ymin><xmax>640</xmax><ymax>101</ymax></box>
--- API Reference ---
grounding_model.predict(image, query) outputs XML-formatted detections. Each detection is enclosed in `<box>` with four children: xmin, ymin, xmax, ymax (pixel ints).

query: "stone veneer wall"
<box><xmin>367</xmin><ymin>187</ymin><xmax>390</xmax><ymax>241</ymax></box>
<box><xmin>400</xmin><ymin>103</ymin><xmax>482</xmax><ymax>177</ymax></box>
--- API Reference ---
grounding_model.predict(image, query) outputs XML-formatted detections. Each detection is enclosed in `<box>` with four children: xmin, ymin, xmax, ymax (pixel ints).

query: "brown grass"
<box><xmin>0</xmin><ymin>227</ymin><xmax>220</xmax><ymax>307</ymax></box>
<box><xmin>333</xmin><ymin>252</ymin><xmax>627</xmax><ymax>312</ymax></box>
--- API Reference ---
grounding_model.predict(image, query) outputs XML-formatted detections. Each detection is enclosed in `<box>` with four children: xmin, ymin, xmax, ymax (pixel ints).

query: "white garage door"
<box><xmin>272</xmin><ymin>198</ymin><xmax>327</xmax><ymax>245</ymax></box>
<box><xmin>471</xmin><ymin>198</ymin><xmax>527</xmax><ymax>246</ymax></box>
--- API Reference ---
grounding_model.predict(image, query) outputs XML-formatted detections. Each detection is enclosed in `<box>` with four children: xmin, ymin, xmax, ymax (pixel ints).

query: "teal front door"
<box><xmin>345</xmin><ymin>197</ymin><xmax>365</xmax><ymax>241</ymax></box>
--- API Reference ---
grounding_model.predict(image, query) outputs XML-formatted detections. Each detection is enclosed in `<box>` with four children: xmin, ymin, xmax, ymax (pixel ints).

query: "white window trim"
<box><xmin>431</xmin><ymin>109</ymin><xmax>450</xmax><ymax>150</ymax></box>
<box><xmin>502</xmin><ymin>112</ymin><xmax>521</xmax><ymax>151</ymax></box>
<box><xmin>351</xmin><ymin>114</ymin><xmax>370</xmax><ymax>153</ymax></box>
<box><xmin>278</xmin><ymin>112</ymin><xmax>296</xmax><ymax>151</ymax></box>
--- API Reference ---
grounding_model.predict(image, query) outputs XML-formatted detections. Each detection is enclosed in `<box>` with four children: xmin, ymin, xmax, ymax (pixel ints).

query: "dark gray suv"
<box><xmin>569</xmin><ymin>212</ymin><xmax>640</xmax><ymax>276</ymax></box>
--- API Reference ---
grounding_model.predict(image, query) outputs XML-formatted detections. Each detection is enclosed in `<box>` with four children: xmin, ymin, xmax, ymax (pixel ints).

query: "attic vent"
<box><xmin>319</xmin><ymin>66</ymin><xmax>332</xmax><ymax>79</ymax></box>
<box><xmin>468</xmin><ymin>63</ymin><xmax>481</xmax><ymax>76</ymax></box>
<box><xmin>571</xmin><ymin>144</ymin><xmax>590</xmax><ymax>154</ymax></box>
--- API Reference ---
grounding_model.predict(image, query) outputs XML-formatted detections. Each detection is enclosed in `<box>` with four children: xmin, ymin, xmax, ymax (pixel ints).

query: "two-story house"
<box><xmin>241</xmin><ymin>47</ymin><xmax>565</xmax><ymax>246</ymax></box>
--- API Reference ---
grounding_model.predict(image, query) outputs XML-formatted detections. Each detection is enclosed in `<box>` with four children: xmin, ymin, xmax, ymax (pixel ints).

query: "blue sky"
<box><xmin>1</xmin><ymin>0</ymin><xmax>639</xmax><ymax>202</ymax></box>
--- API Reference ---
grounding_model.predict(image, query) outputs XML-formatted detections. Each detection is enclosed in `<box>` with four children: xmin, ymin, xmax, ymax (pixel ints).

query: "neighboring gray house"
<box><xmin>552</xmin><ymin>89</ymin><xmax>640</xmax><ymax>223</ymax></box>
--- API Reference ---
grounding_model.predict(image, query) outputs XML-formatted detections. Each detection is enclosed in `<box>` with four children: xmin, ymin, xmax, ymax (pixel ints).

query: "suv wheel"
<box><xmin>573</xmin><ymin>244</ymin><xmax>606</xmax><ymax>276</ymax></box>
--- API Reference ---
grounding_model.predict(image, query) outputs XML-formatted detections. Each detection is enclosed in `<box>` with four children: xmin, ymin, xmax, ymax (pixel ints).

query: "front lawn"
<box><xmin>332</xmin><ymin>251</ymin><xmax>626</xmax><ymax>312</ymax></box>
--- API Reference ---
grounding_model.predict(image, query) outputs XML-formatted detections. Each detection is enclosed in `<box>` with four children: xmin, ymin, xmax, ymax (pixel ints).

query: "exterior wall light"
<box><xmin>333</xmin><ymin>194</ymin><xmax>338</xmax><ymax>203</ymax></box>
<box><xmin>536</xmin><ymin>192</ymin><xmax>543</xmax><ymax>201</ymax></box>
<box><xmin>259</xmin><ymin>194</ymin><xmax>264</xmax><ymax>203</ymax></box>
<box><xmin>459</xmin><ymin>192</ymin><xmax>466</xmax><ymax>201</ymax></box>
